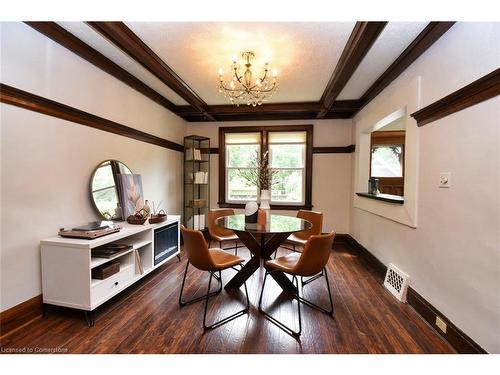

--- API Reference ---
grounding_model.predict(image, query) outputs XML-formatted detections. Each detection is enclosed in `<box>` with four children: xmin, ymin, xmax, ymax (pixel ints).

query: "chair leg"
<box><xmin>258</xmin><ymin>270</ymin><xmax>302</xmax><ymax>338</ymax></box>
<box><xmin>179</xmin><ymin>261</ymin><xmax>222</xmax><ymax>306</ymax></box>
<box><xmin>297</xmin><ymin>268</ymin><xmax>334</xmax><ymax>315</ymax></box>
<box><xmin>235</xmin><ymin>241</ymin><xmax>238</xmax><ymax>256</ymax></box>
<box><xmin>203</xmin><ymin>265</ymin><xmax>249</xmax><ymax>330</ymax></box>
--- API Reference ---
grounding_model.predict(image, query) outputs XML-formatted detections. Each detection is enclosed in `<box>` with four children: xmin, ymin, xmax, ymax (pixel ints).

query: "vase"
<box><xmin>259</xmin><ymin>189</ymin><xmax>271</xmax><ymax>210</ymax></box>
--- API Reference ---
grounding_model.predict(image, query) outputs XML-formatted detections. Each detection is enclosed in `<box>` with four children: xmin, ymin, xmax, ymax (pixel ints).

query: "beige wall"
<box><xmin>0</xmin><ymin>23</ymin><xmax>187</xmax><ymax>311</ymax></box>
<box><xmin>350</xmin><ymin>22</ymin><xmax>500</xmax><ymax>353</ymax></box>
<box><xmin>186</xmin><ymin>119</ymin><xmax>353</xmax><ymax>234</ymax></box>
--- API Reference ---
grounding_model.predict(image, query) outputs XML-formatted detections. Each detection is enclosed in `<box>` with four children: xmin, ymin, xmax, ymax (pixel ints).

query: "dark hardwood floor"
<box><xmin>0</xmin><ymin>244</ymin><xmax>454</xmax><ymax>354</ymax></box>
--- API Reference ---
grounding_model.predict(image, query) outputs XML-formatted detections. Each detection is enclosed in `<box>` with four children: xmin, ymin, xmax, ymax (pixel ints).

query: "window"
<box><xmin>219</xmin><ymin>125</ymin><xmax>313</xmax><ymax>210</ymax></box>
<box><xmin>370</xmin><ymin>130</ymin><xmax>405</xmax><ymax>196</ymax></box>
<box><xmin>269</xmin><ymin>132</ymin><xmax>306</xmax><ymax>204</ymax></box>
<box><xmin>225</xmin><ymin>132</ymin><xmax>261</xmax><ymax>202</ymax></box>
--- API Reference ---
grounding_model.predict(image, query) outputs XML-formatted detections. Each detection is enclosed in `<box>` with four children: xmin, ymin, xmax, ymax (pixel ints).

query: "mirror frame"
<box><xmin>89</xmin><ymin>159</ymin><xmax>133</xmax><ymax>220</ymax></box>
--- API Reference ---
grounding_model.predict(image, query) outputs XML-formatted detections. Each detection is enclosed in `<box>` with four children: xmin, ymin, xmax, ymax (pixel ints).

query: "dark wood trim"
<box><xmin>407</xmin><ymin>288</ymin><xmax>487</xmax><ymax>354</ymax></box>
<box><xmin>218</xmin><ymin>125</ymin><xmax>313</xmax><ymax>210</ymax></box>
<box><xmin>356</xmin><ymin>22</ymin><xmax>455</xmax><ymax>114</ymax></box>
<box><xmin>356</xmin><ymin>192</ymin><xmax>404</xmax><ymax>204</ymax></box>
<box><xmin>218</xmin><ymin>203</ymin><xmax>313</xmax><ymax>211</ymax></box>
<box><xmin>411</xmin><ymin>67</ymin><xmax>500</xmax><ymax>126</ymax></box>
<box><xmin>332</xmin><ymin>233</ymin><xmax>350</xmax><ymax>247</ymax></box>
<box><xmin>178</xmin><ymin>100</ymin><xmax>360</xmax><ymax>122</ymax></box>
<box><xmin>317</xmin><ymin>22</ymin><xmax>387</xmax><ymax>118</ymax></box>
<box><xmin>212</xmin><ymin>144</ymin><xmax>355</xmax><ymax>155</ymax></box>
<box><xmin>87</xmin><ymin>22</ymin><xmax>214</xmax><ymax>121</ymax></box>
<box><xmin>24</xmin><ymin>22</ymin><xmax>177</xmax><ymax>113</ymax></box>
<box><xmin>313</xmin><ymin>145</ymin><xmax>355</xmax><ymax>154</ymax></box>
<box><xmin>345</xmin><ymin>235</ymin><xmax>487</xmax><ymax>353</ymax></box>
<box><xmin>0</xmin><ymin>295</ymin><xmax>43</xmax><ymax>338</ymax></box>
<box><xmin>0</xmin><ymin>83</ymin><xmax>184</xmax><ymax>152</ymax></box>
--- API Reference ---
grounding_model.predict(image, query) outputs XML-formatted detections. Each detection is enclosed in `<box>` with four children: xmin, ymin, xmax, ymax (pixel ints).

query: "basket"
<box><xmin>149</xmin><ymin>213</ymin><xmax>167</xmax><ymax>224</ymax></box>
<box><xmin>127</xmin><ymin>215</ymin><xmax>148</xmax><ymax>225</ymax></box>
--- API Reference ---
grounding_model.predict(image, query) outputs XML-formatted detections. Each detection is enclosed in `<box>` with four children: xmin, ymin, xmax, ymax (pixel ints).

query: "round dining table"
<box><xmin>215</xmin><ymin>213</ymin><xmax>312</xmax><ymax>293</ymax></box>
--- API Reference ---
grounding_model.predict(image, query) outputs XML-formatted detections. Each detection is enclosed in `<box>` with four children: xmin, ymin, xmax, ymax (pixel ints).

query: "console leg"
<box><xmin>84</xmin><ymin>310</ymin><xmax>95</xmax><ymax>327</ymax></box>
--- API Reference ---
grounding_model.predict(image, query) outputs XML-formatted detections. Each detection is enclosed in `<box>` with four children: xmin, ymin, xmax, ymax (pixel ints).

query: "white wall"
<box><xmin>350</xmin><ymin>22</ymin><xmax>500</xmax><ymax>353</ymax></box>
<box><xmin>186</xmin><ymin>119</ymin><xmax>353</xmax><ymax>234</ymax></box>
<box><xmin>0</xmin><ymin>23</ymin><xmax>187</xmax><ymax>311</ymax></box>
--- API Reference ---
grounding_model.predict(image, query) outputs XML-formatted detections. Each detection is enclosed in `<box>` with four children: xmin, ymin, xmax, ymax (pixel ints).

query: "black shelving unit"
<box><xmin>183</xmin><ymin>135</ymin><xmax>210</xmax><ymax>231</ymax></box>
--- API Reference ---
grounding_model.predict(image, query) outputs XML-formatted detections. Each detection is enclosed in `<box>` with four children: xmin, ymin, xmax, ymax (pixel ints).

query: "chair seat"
<box><xmin>209</xmin><ymin>248</ymin><xmax>244</xmax><ymax>270</ymax></box>
<box><xmin>287</xmin><ymin>233</ymin><xmax>307</xmax><ymax>246</ymax></box>
<box><xmin>265</xmin><ymin>253</ymin><xmax>301</xmax><ymax>275</ymax></box>
<box><xmin>211</xmin><ymin>233</ymin><xmax>239</xmax><ymax>242</ymax></box>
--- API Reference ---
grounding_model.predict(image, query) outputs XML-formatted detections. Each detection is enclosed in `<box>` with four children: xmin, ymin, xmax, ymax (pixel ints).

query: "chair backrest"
<box><xmin>292</xmin><ymin>231</ymin><xmax>335</xmax><ymax>276</ymax></box>
<box><xmin>295</xmin><ymin>210</ymin><xmax>323</xmax><ymax>240</ymax></box>
<box><xmin>208</xmin><ymin>209</ymin><xmax>235</xmax><ymax>238</ymax></box>
<box><xmin>180</xmin><ymin>225</ymin><xmax>215</xmax><ymax>271</ymax></box>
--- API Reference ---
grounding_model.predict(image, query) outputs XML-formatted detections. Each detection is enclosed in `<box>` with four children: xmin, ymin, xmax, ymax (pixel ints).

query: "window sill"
<box><xmin>218</xmin><ymin>202</ymin><xmax>313</xmax><ymax>211</ymax></box>
<box><xmin>356</xmin><ymin>192</ymin><xmax>404</xmax><ymax>204</ymax></box>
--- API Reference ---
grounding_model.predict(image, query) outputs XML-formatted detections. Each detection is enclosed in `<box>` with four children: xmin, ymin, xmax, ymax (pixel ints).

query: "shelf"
<box><xmin>90</xmin><ymin>239</ymin><xmax>152</xmax><ymax>269</ymax></box>
<box><xmin>91</xmin><ymin>263</ymin><xmax>134</xmax><ymax>287</ymax></box>
<box><xmin>185</xmin><ymin>159</ymin><xmax>209</xmax><ymax>163</ymax></box>
<box><xmin>356</xmin><ymin>192</ymin><xmax>404</xmax><ymax>204</ymax></box>
<box><xmin>184</xmin><ymin>182</ymin><xmax>208</xmax><ymax>185</ymax></box>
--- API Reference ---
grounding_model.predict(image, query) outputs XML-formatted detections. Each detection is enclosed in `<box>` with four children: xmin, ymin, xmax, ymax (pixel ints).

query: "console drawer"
<box><xmin>91</xmin><ymin>264</ymin><xmax>134</xmax><ymax>305</ymax></box>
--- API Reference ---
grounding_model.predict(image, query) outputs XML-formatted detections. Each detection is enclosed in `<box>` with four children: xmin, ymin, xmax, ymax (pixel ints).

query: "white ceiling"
<box><xmin>337</xmin><ymin>22</ymin><xmax>428</xmax><ymax>100</ymax></box>
<box><xmin>57</xmin><ymin>22</ymin><xmax>430</xmax><ymax>107</ymax></box>
<box><xmin>125</xmin><ymin>22</ymin><xmax>355</xmax><ymax>105</ymax></box>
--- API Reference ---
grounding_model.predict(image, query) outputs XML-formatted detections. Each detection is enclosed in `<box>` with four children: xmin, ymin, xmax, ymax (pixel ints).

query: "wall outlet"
<box><xmin>439</xmin><ymin>172</ymin><xmax>451</xmax><ymax>188</ymax></box>
<box><xmin>436</xmin><ymin>316</ymin><xmax>447</xmax><ymax>333</ymax></box>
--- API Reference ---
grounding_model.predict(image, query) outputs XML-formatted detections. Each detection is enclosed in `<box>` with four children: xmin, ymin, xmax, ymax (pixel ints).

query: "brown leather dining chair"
<box><xmin>259</xmin><ymin>231</ymin><xmax>335</xmax><ymax>337</ymax></box>
<box><xmin>179</xmin><ymin>225</ymin><xmax>249</xmax><ymax>330</ymax></box>
<box><xmin>208</xmin><ymin>209</ymin><xmax>240</xmax><ymax>255</ymax></box>
<box><xmin>276</xmin><ymin>210</ymin><xmax>323</xmax><ymax>258</ymax></box>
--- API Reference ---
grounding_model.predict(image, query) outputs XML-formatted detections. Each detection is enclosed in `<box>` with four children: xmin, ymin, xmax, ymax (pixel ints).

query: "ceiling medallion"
<box><xmin>217</xmin><ymin>51</ymin><xmax>278</xmax><ymax>106</ymax></box>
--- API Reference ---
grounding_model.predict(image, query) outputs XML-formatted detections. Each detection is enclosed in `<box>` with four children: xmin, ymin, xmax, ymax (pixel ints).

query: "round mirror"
<box><xmin>90</xmin><ymin>160</ymin><xmax>132</xmax><ymax>220</ymax></box>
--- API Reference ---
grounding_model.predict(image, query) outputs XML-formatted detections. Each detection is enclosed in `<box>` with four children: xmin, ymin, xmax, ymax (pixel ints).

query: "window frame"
<box><xmin>218</xmin><ymin>125</ymin><xmax>313</xmax><ymax>210</ymax></box>
<box><xmin>369</xmin><ymin>130</ymin><xmax>406</xmax><ymax>196</ymax></box>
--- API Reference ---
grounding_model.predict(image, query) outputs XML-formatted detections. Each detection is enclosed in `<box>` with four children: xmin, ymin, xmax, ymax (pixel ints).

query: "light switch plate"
<box><xmin>439</xmin><ymin>172</ymin><xmax>451</xmax><ymax>188</ymax></box>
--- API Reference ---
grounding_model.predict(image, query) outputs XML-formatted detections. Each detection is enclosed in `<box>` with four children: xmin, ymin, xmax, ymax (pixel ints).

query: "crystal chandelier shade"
<box><xmin>217</xmin><ymin>51</ymin><xmax>278</xmax><ymax>106</ymax></box>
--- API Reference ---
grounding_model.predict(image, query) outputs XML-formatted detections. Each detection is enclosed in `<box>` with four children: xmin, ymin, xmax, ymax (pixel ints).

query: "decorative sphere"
<box><xmin>245</xmin><ymin>201</ymin><xmax>258</xmax><ymax>216</ymax></box>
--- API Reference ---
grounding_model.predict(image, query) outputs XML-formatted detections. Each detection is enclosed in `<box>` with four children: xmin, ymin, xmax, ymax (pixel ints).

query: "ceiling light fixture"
<box><xmin>217</xmin><ymin>51</ymin><xmax>278</xmax><ymax>106</ymax></box>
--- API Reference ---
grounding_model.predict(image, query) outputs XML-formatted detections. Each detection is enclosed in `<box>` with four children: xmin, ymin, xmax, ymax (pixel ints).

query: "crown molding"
<box><xmin>0</xmin><ymin>83</ymin><xmax>184</xmax><ymax>152</ymax></box>
<box><xmin>411</xmin><ymin>67</ymin><xmax>500</xmax><ymax>126</ymax></box>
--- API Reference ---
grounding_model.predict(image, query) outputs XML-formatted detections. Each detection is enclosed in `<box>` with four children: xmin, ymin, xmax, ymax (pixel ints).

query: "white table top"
<box><xmin>40</xmin><ymin>215</ymin><xmax>180</xmax><ymax>249</ymax></box>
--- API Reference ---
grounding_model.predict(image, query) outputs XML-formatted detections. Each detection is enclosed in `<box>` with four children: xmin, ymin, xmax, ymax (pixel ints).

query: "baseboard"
<box><xmin>0</xmin><ymin>294</ymin><xmax>43</xmax><ymax>338</ymax></box>
<box><xmin>333</xmin><ymin>233</ymin><xmax>349</xmax><ymax>246</ymax></box>
<box><xmin>345</xmin><ymin>235</ymin><xmax>487</xmax><ymax>354</ymax></box>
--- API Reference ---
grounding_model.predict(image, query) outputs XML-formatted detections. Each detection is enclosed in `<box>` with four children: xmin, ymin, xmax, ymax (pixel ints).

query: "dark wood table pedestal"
<box><xmin>224</xmin><ymin>231</ymin><xmax>297</xmax><ymax>293</ymax></box>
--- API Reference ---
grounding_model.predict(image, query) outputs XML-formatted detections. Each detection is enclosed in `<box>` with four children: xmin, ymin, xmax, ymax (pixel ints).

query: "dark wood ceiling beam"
<box><xmin>317</xmin><ymin>22</ymin><xmax>387</xmax><ymax>119</ymax></box>
<box><xmin>24</xmin><ymin>22</ymin><xmax>178</xmax><ymax>113</ymax></box>
<box><xmin>177</xmin><ymin>100</ymin><xmax>361</xmax><ymax>122</ymax></box>
<box><xmin>354</xmin><ymin>22</ymin><xmax>456</xmax><ymax>115</ymax></box>
<box><xmin>87</xmin><ymin>22</ymin><xmax>215</xmax><ymax>121</ymax></box>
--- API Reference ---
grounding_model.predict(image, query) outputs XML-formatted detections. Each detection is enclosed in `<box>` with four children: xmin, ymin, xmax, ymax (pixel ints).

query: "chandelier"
<box><xmin>217</xmin><ymin>51</ymin><xmax>278</xmax><ymax>106</ymax></box>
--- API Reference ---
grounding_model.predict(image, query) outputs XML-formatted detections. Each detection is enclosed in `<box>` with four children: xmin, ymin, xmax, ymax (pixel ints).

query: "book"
<box><xmin>134</xmin><ymin>249</ymin><xmax>144</xmax><ymax>275</ymax></box>
<box><xmin>92</xmin><ymin>243</ymin><xmax>133</xmax><ymax>258</ymax></box>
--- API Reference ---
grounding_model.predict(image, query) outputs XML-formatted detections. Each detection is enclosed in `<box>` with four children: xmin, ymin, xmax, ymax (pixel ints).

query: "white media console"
<box><xmin>40</xmin><ymin>215</ymin><xmax>180</xmax><ymax>325</ymax></box>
